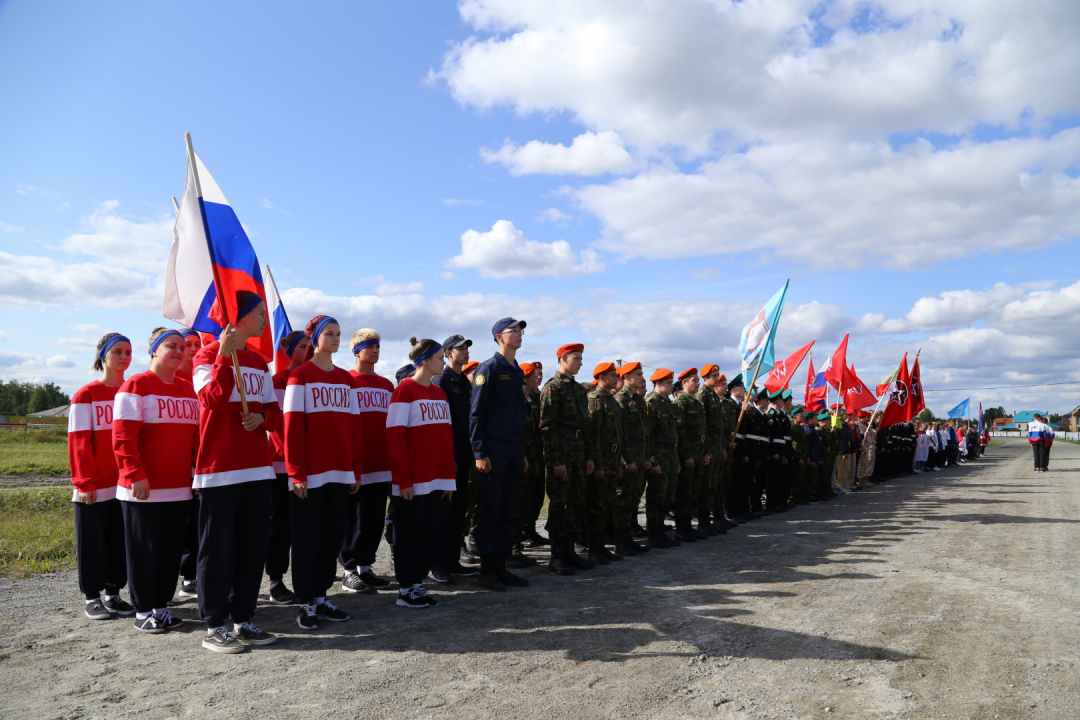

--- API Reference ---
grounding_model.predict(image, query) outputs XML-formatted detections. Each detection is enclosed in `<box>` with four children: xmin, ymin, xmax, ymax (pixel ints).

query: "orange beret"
<box><xmin>532</xmin><ymin>361</ymin><xmax>543</xmax><ymax>369</ymax></box>
<box><xmin>616</xmin><ymin>361</ymin><xmax>641</xmax><ymax>377</ymax></box>
<box><xmin>557</xmin><ymin>343</ymin><xmax>584</xmax><ymax>358</ymax></box>
<box><xmin>463</xmin><ymin>361</ymin><xmax>480</xmax><ymax>374</ymax></box>
<box><xmin>593</xmin><ymin>361</ymin><xmax>617</xmax><ymax>379</ymax></box>
<box><xmin>650</xmin><ymin>368</ymin><xmax>673</xmax><ymax>383</ymax></box>
<box><xmin>520</xmin><ymin>362</ymin><xmax>536</xmax><ymax>378</ymax></box>
<box><xmin>678</xmin><ymin>367</ymin><xmax>698</xmax><ymax>381</ymax></box>
<box><xmin>716</xmin><ymin>374</ymin><xmax>727</xmax><ymax>383</ymax></box>
<box><xmin>701</xmin><ymin>364</ymin><xmax>719</xmax><ymax>377</ymax></box>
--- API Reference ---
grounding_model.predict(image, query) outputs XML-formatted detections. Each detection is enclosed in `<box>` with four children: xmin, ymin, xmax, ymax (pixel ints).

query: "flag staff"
<box><xmin>184</xmin><ymin>131</ymin><xmax>249</xmax><ymax>415</ymax></box>
<box><xmin>172</xmin><ymin>196</ymin><xmax>180</xmax><ymax>214</ymax></box>
<box><xmin>731</xmin><ymin>354</ymin><xmax>766</xmax><ymax>439</ymax></box>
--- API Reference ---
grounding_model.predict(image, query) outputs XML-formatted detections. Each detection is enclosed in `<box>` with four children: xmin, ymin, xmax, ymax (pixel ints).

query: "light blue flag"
<box><xmin>739</xmin><ymin>279</ymin><xmax>790</xmax><ymax>375</ymax></box>
<box><xmin>947</xmin><ymin>398</ymin><xmax>970</xmax><ymax>418</ymax></box>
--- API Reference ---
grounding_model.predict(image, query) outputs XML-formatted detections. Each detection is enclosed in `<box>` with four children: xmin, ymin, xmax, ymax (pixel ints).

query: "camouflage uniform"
<box><xmin>698</xmin><ymin>387</ymin><xmax>725</xmax><ymax>527</ymax></box>
<box><xmin>716</xmin><ymin>394</ymin><xmax>740</xmax><ymax>520</ymax></box>
<box><xmin>789</xmin><ymin>418</ymin><xmax>811</xmax><ymax>503</ymax></box>
<box><xmin>513</xmin><ymin>390</ymin><xmax>544</xmax><ymax>546</ymax></box>
<box><xmin>644</xmin><ymin>389</ymin><xmax>678</xmax><ymax>533</ymax></box>
<box><xmin>614</xmin><ymin>385</ymin><xmax>649</xmax><ymax>535</ymax></box>
<box><xmin>672</xmin><ymin>391</ymin><xmax>706</xmax><ymax>532</ymax></box>
<box><xmin>587</xmin><ymin>387</ymin><xmax>623</xmax><ymax>542</ymax></box>
<box><xmin>539</xmin><ymin>372</ymin><xmax>593</xmax><ymax>547</ymax></box>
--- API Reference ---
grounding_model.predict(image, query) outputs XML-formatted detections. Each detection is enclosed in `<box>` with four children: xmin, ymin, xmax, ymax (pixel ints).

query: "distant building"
<box><xmin>999</xmin><ymin>410</ymin><xmax>1058</xmax><ymax>432</ymax></box>
<box><xmin>27</xmin><ymin>405</ymin><xmax>71</xmax><ymax>419</ymax></box>
<box><xmin>1069</xmin><ymin>405</ymin><xmax>1080</xmax><ymax>433</ymax></box>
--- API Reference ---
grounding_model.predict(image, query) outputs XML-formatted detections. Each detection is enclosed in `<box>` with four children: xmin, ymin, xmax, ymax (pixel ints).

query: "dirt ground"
<box><xmin>1</xmin><ymin>439</ymin><xmax>1077</xmax><ymax>720</ymax></box>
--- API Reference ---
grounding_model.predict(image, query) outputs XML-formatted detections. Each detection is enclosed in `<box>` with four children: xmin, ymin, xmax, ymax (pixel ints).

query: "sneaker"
<box><xmin>269</xmin><ymin>582</ymin><xmax>297</xmax><ymax>605</ymax></box>
<box><xmin>418</xmin><ymin>587</ymin><xmax>440</xmax><ymax>607</ymax></box>
<box><xmin>203</xmin><ymin>627</ymin><xmax>246</xmax><ymax>653</ymax></box>
<box><xmin>358</xmin><ymin>570</ymin><xmax>391</xmax><ymax>588</ymax></box>
<box><xmin>428</xmin><ymin>569</ymin><xmax>454</xmax><ymax>585</ymax></box>
<box><xmin>85</xmin><ymin>599</ymin><xmax>112</xmax><ymax>620</ymax></box>
<box><xmin>296</xmin><ymin>604</ymin><xmax>320</xmax><ymax>630</ymax></box>
<box><xmin>341</xmin><ymin>571</ymin><xmax>376</xmax><ymax>595</ymax></box>
<box><xmin>177</xmin><ymin>580</ymin><xmax>198</xmax><ymax>599</ymax></box>
<box><xmin>447</xmin><ymin>562</ymin><xmax>479</xmax><ymax>578</ymax></box>
<box><xmin>233</xmin><ymin>621</ymin><xmax>278</xmax><ymax>646</ymax></box>
<box><xmin>155</xmin><ymin>609</ymin><xmax>184</xmax><ymax>630</ymax></box>
<box><xmin>315</xmin><ymin>600</ymin><xmax>350</xmax><ymax>622</ymax></box>
<box><xmin>133</xmin><ymin>614</ymin><xmax>166</xmax><ymax>634</ymax></box>
<box><xmin>102</xmin><ymin>595</ymin><xmax>135</xmax><ymax>616</ymax></box>
<box><xmin>396</xmin><ymin>588</ymin><xmax>431</xmax><ymax>609</ymax></box>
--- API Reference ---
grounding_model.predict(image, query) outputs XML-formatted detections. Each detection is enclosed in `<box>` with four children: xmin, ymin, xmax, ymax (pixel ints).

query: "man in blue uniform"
<box><xmin>469</xmin><ymin>317</ymin><xmax>530</xmax><ymax>592</ymax></box>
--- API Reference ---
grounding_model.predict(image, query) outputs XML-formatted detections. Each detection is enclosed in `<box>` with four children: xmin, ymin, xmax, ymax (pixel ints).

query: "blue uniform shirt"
<box><xmin>469</xmin><ymin>352</ymin><xmax>527</xmax><ymax>460</ymax></box>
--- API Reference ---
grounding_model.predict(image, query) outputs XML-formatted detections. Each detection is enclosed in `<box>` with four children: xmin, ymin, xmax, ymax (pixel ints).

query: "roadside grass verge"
<box><xmin>0</xmin><ymin>428</ymin><xmax>69</xmax><ymax>476</ymax></box>
<box><xmin>0</xmin><ymin>487</ymin><xmax>75</xmax><ymax>578</ymax></box>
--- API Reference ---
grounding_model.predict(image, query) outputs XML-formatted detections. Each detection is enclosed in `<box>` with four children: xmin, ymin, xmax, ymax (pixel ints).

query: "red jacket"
<box><xmin>284</xmin><ymin>361</ymin><xmax>363</xmax><ymax>489</ymax></box>
<box><xmin>68</xmin><ymin>380</ymin><xmax>120</xmax><ymax>499</ymax></box>
<box><xmin>192</xmin><ymin>342</ymin><xmax>281</xmax><ymax>489</ymax></box>
<box><xmin>386</xmin><ymin>378</ymin><xmax>455</xmax><ymax>496</ymax></box>
<box><xmin>350</xmin><ymin>370</ymin><xmax>394</xmax><ymax>485</ymax></box>
<box><xmin>112</xmin><ymin>371</ymin><xmax>199</xmax><ymax>502</ymax></box>
<box><xmin>268</xmin><ymin>366</ymin><xmax>293</xmax><ymax>474</ymax></box>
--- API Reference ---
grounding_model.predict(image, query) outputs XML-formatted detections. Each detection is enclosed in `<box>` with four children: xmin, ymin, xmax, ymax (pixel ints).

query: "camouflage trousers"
<box><xmin>696</xmin><ymin>443</ymin><xmax>723</xmax><ymax>520</ymax></box>
<box><xmin>513</xmin><ymin>453</ymin><xmax>545</xmax><ymax>543</ymax></box>
<box><xmin>619</xmin><ymin>463</ymin><xmax>646</xmax><ymax>532</ymax></box>
<box><xmin>816</xmin><ymin>455</ymin><xmax>836</xmax><ymax>500</ymax></box>
<box><xmin>647</xmin><ymin>448</ymin><xmax>677</xmax><ymax>528</ymax></box>
<box><xmin>544</xmin><ymin>442</ymin><xmax>587</xmax><ymax>543</ymax></box>
<box><xmin>584</xmin><ymin>453</ymin><xmax>622</xmax><ymax>537</ymax></box>
<box><xmin>674</xmin><ymin>446</ymin><xmax>704</xmax><ymax>525</ymax></box>
<box><xmin>790</xmin><ymin>460</ymin><xmax>813</xmax><ymax>503</ymax></box>
<box><xmin>714</xmin><ymin>458</ymin><xmax>733</xmax><ymax>515</ymax></box>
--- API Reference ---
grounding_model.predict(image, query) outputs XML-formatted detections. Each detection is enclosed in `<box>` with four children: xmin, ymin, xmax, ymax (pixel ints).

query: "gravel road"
<box><xmin>1</xmin><ymin>439</ymin><xmax>1077</xmax><ymax>719</ymax></box>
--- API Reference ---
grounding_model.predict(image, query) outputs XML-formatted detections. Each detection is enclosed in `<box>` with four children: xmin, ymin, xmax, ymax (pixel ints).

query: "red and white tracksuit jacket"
<box><xmin>68</xmin><ymin>380</ymin><xmax>120</xmax><ymax>502</ymax></box>
<box><xmin>385</xmin><ymin>378</ymin><xmax>455</xmax><ymax>497</ymax></box>
<box><xmin>283</xmin><ymin>362</ymin><xmax>363</xmax><ymax>490</ymax></box>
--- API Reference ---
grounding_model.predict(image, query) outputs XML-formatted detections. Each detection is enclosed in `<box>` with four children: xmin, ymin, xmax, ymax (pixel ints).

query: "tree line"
<box><xmin>0</xmin><ymin>380</ymin><xmax>71</xmax><ymax>417</ymax></box>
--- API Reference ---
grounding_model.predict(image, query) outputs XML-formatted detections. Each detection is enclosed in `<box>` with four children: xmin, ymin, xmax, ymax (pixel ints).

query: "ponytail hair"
<box><xmin>408</xmin><ymin>337</ymin><xmax>441</xmax><ymax>366</ymax></box>
<box><xmin>93</xmin><ymin>332</ymin><xmax>126</xmax><ymax>371</ymax></box>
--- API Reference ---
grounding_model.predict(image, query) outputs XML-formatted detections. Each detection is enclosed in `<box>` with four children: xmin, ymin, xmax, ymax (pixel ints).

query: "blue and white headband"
<box><xmin>149</xmin><ymin>330</ymin><xmax>184</xmax><ymax>357</ymax></box>
<box><xmin>236</xmin><ymin>294</ymin><xmax>264</xmax><ymax>323</ymax></box>
<box><xmin>98</xmin><ymin>335</ymin><xmax>130</xmax><ymax>364</ymax></box>
<box><xmin>286</xmin><ymin>332</ymin><xmax>306</xmax><ymax>358</ymax></box>
<box><xmin>413</xmin><ymin>342</ymin><xmax>443</xmax><ymax>368</ymax></box>
<box><xmin>351</xmin><ymin>338</ymin><xmax>380</xmax><ymax>355</ymax></box>
<box><xmin>311</xmin><ymin>317</ymin><xmax>339</xmax><ymax>348</ymax></box>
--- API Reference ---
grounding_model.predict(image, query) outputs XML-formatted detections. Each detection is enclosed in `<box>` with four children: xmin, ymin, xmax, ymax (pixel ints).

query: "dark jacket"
<box><xmin>469</xmin><ymin>352</ymin><xmax>527</xmax><ymax>459</ymax></box>
<box><xmin>433</xmin><ymin>366</ymin><xmax>472</xmax><ymax>460</ymax></box>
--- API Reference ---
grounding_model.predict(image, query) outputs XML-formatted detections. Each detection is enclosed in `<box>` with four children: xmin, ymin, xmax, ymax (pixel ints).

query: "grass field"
<box><xmin>0</xmin><ymin>428</ymin><xmax>69</xmax><ymax>475</ymax></box>
<box><xmin>0</xmin><ymin>486</ymin><xmax>75</xmax><ymax>578</ymax></box>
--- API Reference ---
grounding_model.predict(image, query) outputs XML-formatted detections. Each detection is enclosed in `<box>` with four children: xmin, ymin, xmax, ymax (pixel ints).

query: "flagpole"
<box><xmin>172</xmin><ymin>196</ymin><xmax>180</xmax><ymax>214</ymax></box>
<box><xmin>732</xmin><ymin>354</ymin><xmax>767</xmax><ymax>439</ymax></box>
<box><xmin>184</xmin><ymin>131</ymin><xmax>249</xmax><ymax>415</ymax></box>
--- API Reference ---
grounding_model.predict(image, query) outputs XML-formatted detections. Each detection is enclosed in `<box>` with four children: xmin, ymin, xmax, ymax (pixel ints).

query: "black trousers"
<box><xmin>474</xmin><ymin>450</ymin><xmax>525</xmax><ymax>557</ymax></box>
<box><xmin>432</xmin><ymin>457</ymin><xmax>470</xmax><ymax>572</ymax></box>
<box><xmin>74</xmin><ymin>498</ymin><xmax>127</xmax><ymax>600</ymax></box>
<box><xmin>726</xmin><ymin>459</ymin><xmax>754</xmax><ymax>517</ymax></box>
<box><xmin>196</xmin><ymin>480</ymin><xmax>272</xmax><ymax>628</ymax></box>
<box><xmin>290</xmin><ymin>483</ymin><xmax>350</xmax><ymax>603</ymax></box>
<box><xmin>179</xmin><ymin>497</ymin><xmax>200</xmax><ymax>581</ymax></box>
<box><xmin>391</xmin><ymin>491</ymin><xmax>447</xmax><ymax>587</ymax></box>
<box><xmin>121</xmin><ymin>500</ymin><xmax>187</xmax><ymax>614</ymax></box>
<box><xmin>764</xmin><ymin>458</ymin><xmax>785</xmax><ymax>510</ymax></box>
<box><xmin>338</xmin><ymin>481</ymin><xmax>389</xmax><ymax>572</ymax></box>
<box><xmin>1032</xmin><ymin>442</ymin><xmax>1050</xmax><ymax>470</ymax></box>
<box><xmin>266</xmin><ymin>474</ymin><xmax>292</xmax><ymax>581</ymax></box>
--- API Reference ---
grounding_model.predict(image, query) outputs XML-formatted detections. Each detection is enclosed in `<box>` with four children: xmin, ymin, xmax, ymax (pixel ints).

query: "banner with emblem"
<box><xmin>878</xmin><ymin>353</ymin><xmax>911</xmax><ymax>428</ymax></box>
<box><xmin>738</xmin><ymin>279</ymin><xmax>789</xmax><ymax>375</ymax></box>
<box><xmin>764</xmin><ymin>339</ymin><xmax>814</xmax><ymax>395</ymax></box>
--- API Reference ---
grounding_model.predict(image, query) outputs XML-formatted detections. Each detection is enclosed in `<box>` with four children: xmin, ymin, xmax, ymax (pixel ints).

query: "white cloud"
<box><xmin>481</xmin><ymin>131</ymin><xmax>633</xmax><ymax>176</ymax></box>
<box><xmin>360</xmin><ymin>275</ymin><xmax>427</xmax><ymax>295</ymax></box>
<box><xmin>447</xmin><ymin>219</ymin><xmax>605</xmax><ymax>278</ymax></box>
<box><xmin>0</xmin><ymin>331</ymin><xmax>7</xmax><ymax>342</ymax></box>
<box><xmin>59</xmin><ymin>201</ymin><xmax>174</xmax><ymax>273</ymax></box>
<box><xmin>537</xmin><ymin>207</ymin><xmax>572</xmax><ymax>224</ymax></box>
<box><xmin>0</xmin><ymin>221</ymin><xmax>22</xmax><ymax>233</ymax></box>
<box><xmin>441</xmin><ymin>198</ymin><xmax>485</xmax><ymax>206</ymax></box>
<box><xmin>0</xmin><ymin>250</ymin><xmax>161</xmax><ymax>310</ymax></box>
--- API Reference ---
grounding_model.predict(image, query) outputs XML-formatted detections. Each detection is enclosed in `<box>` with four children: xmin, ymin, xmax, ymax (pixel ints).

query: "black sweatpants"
<box><xmin>265</xmin><ymin>474</ymin><xmax>292</xmax><ymax>581</ymax></box>
<box><xmin>338</xmin><ymin>481</ymin><xmax>389</xmax><ymax>572</ymax></box>
<box><xmin>196</xmin><ymin>480</ymin><xmax>272</xmax><ymax>628</ymax></box>
<box><xmin>178</xmin><ymin>497</ymin><xmax>200</xmax><ymax>582</ymax></box>
<box><xmin>1032</xmin><ymin>441</ymin><xmax>1050</xmax><ymax>470</ymax></box>
<box><xmin>291</xmin><ymin>483</ymin><xmax>350</xmax><ymax>603</ymax></box>
<box><xmin>121</xmin><ymin>500</ymin><xmax>187</xmax><ymax>614</ymax></box>
<box><xmin>474</xmin><ymin>450</ymin><xmax>525</xmax><ymax>557</ymax></box>
<box><xmin>74</xmin><ymin>498</ymin><xmax>127</xmax><ymax>600</ymax></box>
<box><xmin>431</xmin><ymin>457</ymin><xmax>470</xmax><ymax>572</ymax></box>
<box><xmin>391</xmin><ymin>491</ymin><xmax>447</xmax><ymax>587</ymax></box>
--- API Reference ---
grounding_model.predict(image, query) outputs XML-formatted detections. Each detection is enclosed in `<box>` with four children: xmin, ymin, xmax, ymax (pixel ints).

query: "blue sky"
<box><xmin>2</xmin><ymin>0</ymin><xmax>1079</xmax><ymax>417</ymax></box>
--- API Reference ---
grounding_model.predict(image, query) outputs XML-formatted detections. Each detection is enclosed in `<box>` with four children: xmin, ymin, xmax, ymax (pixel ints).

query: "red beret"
<box><xmin>678</xmin><ymin>367</ymin><xmax>698</xmax><ymax>381</ymax></box>
<box><xmin>701</xmin><ymin>364</ymin><xmax>719</xmax><ymax>377</ymax></box>
<box><xmin>520</xmin><ymin>362</ymin><xmax>536</xmax><ymax>378</ymax></box>
<box><xmin>716</xmin><ymin>374</ymin><xmax>727</xmax><ymax>383</ymax></box>
<box><xmin>593</xmin><ymin>362</ymin><xmax>617</xmax><ymax>379</ymax></box>
<box><xmin>650</xmin><ymin>368</ymin><xmax>673</xmax><ymax>382</ymax></box>
<box><xmin>463</xmin><ymin>361</ymin><xmax>480</xmax><ymax>374</ymax></box>
<box><xmin>557</xmin><ymin>343</ymin><xmax>584</xmax><ymax>358</ymax></box>
<box><xmin>616</xmin><ymin>361</ymin><xmax>641</xmax><ymax>377</ymax></box>
<box><xmin>532</xmin><ymin>361</ymin><xmax>543</xmax><ymax>370</ymax></box>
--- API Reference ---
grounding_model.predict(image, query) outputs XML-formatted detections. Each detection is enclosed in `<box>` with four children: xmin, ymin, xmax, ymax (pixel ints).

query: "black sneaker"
<box><xmin>358</xmin><ymin>570</ymin><xmax>391</xmax><ymax>588</ymax></box>
<box><xmin>85</xmin><ymin>599</ymin><xmax>112</xmax><ymax>620</ymax></box>
<box><xmin>428</xmin><ymin>569</ymin><xmax>454</xmax><ymax>585</ymax></box>
<box><xmin>155</xmin><ymin>609</ymin><xmax>183</xmax><ymax>630</ymax></box>
<box><xmin>447</xmin><ymin>562</ymin><xmax>479</xmax><ymax>577</ymax></box>
<box><xmin>177</xmin><ymin>580</ymin><xmax>197</xmax><ymax>599</ymax></box>
<box><xmin>341</xmin><ymin>571</ymin><xmax>376</xmax><ymax>595</ymax></box>
<box><xmin>102</xmin><ymin>595</ymin><xmax>135</xmax><ymax>616</ymax></box>
<box><xmin>203</xmin><ymin>627</ymin><xmax>245</xmax><ymax>653</ymax></box>
<box><xmin>418</xmin><ymin>587</ymin><xmax>440</xmax><ymax>607</ymax></box>
<box><xmin>315</xmin><ymin>600</ymin><xmax>350</xmax><ymax>622</ymax></box>
<box><xmin>396</xmin><ymin>588</ymin><xmax>431</xmax><ymax>609</ymax></box>
<box><xmin>133</xmin><ymin>614</ymin><xmax>166</xmax><ymax>634</ymax></box>
<box><xmin>269</xmin><ymin>582</ymin><xmax>297</xmax><ymax>605</ymax></box>
<box><xmin>296</xmin><ymin>604</ymin><xmax>320</xmax><ymax>630</ymax></box>
<box><xmin>233</xmin><ymin>622</ymin><xmax>278</xmax><ymax>646</ymax></box>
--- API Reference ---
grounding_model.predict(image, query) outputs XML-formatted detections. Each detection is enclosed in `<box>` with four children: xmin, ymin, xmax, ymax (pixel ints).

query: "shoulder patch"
<box><xmin>475</xmin><ymin>374</ymin><xmax>486</xmax><ymax>386</ymax></box>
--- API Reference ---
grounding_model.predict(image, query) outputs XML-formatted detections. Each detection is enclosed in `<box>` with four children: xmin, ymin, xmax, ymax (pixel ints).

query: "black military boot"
<box><xmin>548</xmin><ymin>542</ymin><xmax>575</xmax><ymax>576</ymax></box>
<box><xmin>676</xmin><ymin>523</ymin><xmax>698</xmax><ymax>543</ymax></box>
<box><xmin>587</xmin><ymin>535</ymin><xmax>612</xmax><ymax>565</ymax></box>
<box><xmin>628</xmin><ymin>530</ymin><xmax>649</xmax><ymax>553</ymax></box>
<box><xmin>496</xmin><ymin>554</ymin><xmax>530</xmax><ymax>587</ymax></box>
<box><xmin>710</xmin><ymin>517</ymin><xmax>729</xmax><ymax>534</ymax></box>
<box><xmin>698</xmin><ymin>517</ymin><xmax>717</xmax><ymax>537</ymax></box>
<box><xmin>477</xmin><ymin>556</ymin><xmax>506</xmax><ymax>592</ymax></box>
<box><xmin>648</xmin><ymin>524</ymin><xmax>672</xmax><ymax>549</ymax></box>
<box><xmin>507</xmin><ymin>544</ymin><xmax>538</xmax><ymax>569</ymax></box>
<box><xmin>614</xmin><ymin>532</ymin><xmax>638</xmax><ymax>557</ymax></box>
<box><xmin>525</xmin><ymin>528</ymin><xmax>549</xmax><ymax>547</ymax></box>
<box><xmin>566</xmin><ymin>541</ymin><xmax>596</xmax><ymax>571</ymax></box>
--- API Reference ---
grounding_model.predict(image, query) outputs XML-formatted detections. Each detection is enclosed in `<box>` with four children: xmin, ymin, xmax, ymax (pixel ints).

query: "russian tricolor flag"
<box><xmin>264</xmin><ymin>264</ymin><xmax>292</xmax><ymax>373</ymax></box>
<box><xmin>163</xmin><ymin>138</ymin><xmax>273</xmax><ymax>361</ymax></box>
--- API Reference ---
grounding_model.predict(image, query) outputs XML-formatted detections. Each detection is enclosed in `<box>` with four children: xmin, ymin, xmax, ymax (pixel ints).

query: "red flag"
<box><xmin>764</xmin><ymin>340</ymin><xmax>815</xmax><ymax>394</ymax></box>
<box><xmin>823</xmin><ymin>334</ymin><xmax>849</xmax><ymax>390</ymax></box>
<box><xmin>878</xmin><ymin>353</ymin><xmax>912</xmax><ymax>428</ymax></box>
<box><xmin>909</xmin><ymin>354</ymin><xmax>925</xmax><ymax>416</ymax></box>
<box><xmin>804</xmin><ymin>355</ymin><xmax>828</xmax><ymax>409</ymax></box>
<box><xmin>803</xmin><ymin>354</ymin><xmax>815</xmax><ymax>407</ymax></box>
<box><xmin>841</xmin><ymin>365</ymin><xmax>878</xmax><ymax>415</ymax></box>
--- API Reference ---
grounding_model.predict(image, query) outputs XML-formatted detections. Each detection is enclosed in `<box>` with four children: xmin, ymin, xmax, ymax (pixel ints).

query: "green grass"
<box><xmin>0</xmin><ymin>428</ymin><xmax>69</xmax><ymax>475</ymax></box>
<box><xmin>0</xmin><ymin>486</ymin><xmax>75</xmax><ymax>578</ymax></box>
<box><xmin>988</xmin><ymin>440</ymin><xmax>1006</xmax><ymax>447</ymax></box>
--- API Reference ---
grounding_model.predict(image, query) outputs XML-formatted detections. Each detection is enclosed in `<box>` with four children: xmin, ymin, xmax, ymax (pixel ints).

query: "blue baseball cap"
<box><xmin>491</xmin><ymin>317</ymin><xmax>526</xmax><ymax>339</ymax></box>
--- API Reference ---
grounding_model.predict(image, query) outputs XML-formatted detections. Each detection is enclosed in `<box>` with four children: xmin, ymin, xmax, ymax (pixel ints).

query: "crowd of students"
<box><xmin>66</xmin><ymin>293</ymin><xmax>997</xmax><ymax>654</ymax></box>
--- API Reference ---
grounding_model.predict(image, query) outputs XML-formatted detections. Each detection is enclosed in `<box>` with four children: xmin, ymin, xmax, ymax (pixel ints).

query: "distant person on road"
<box><xmin>1028</xmin><ymin>414</ymin><xmax>1054</xmax><ymax>472</ymax></box>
